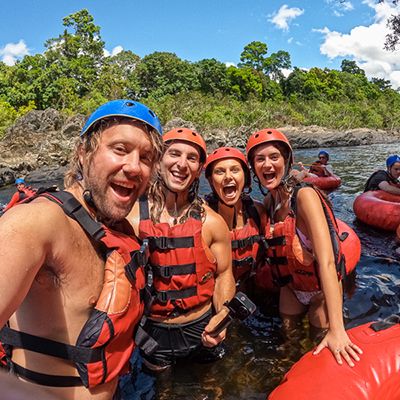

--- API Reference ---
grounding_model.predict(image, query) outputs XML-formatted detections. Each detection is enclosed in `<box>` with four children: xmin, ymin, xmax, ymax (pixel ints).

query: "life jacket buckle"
<box><xmin>157</xmin><ymin>291</ymin><xmax>168</xmax><ymax>304</ymax></box>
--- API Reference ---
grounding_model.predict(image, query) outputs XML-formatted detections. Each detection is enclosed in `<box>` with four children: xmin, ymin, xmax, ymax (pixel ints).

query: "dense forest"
<box><xmin>0</xmin><ymin>9</ymin><xmax>399</xmax><ymax>138</ymax></box>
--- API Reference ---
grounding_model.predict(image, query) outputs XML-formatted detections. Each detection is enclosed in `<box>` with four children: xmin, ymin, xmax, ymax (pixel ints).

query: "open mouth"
<box><xmin>263</xmin><ymin>172</ymin><xmax>276</xmax><ymax>182</ymax></box>
<box><xmin>171</xmin><ymin>171</ymin><xmax>188</xmax><ymax>183</ymax></box>
<box><xmin>110</xmin><ymin>182</ymin><xmax>134</xmax><ymax>200</ymax></box>
<box><xmin>222</xmin><ymin>184</ymin><xmax>237</xmax><ymax>199</ymax></box>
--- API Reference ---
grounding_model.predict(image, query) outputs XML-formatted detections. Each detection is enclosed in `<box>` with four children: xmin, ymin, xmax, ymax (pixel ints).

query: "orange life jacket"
<box><xmin>262</xmin><ymin>184</ymin><xmax>346</xmax><ymax>292</ymax></box>
<box><xmin>138</xmin><ymin>196</ymin><xmax>217</xmax><ymax>318</ymax></box>
<box><xmin>0</xmin><ymin>190</ymin><xmax>145</xmax><ymax>388</ymax></box>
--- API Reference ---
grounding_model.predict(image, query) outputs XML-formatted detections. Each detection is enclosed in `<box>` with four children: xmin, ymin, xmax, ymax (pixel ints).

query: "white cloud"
<box><xmin>317</xmin><ymin>1</ymin><xmax>400</xmax><ymax>88</ymax></box>
<box><xmin>225</xmin><ymin>62</ymin><xmax>236</xmax><ymax>67</ymax></box>
<box><xmin>104</xmin><ymin>45</ymin><xmax>124</xmax><ymax>57</ymax></box>
<box><xmin>325</xmin><ymin>0</ymin><xmax>354</xmax><ymax>16</ymax></box>
<box><xmin>0</xmin><ymin>40</ymin><xmax>29</xmax><ymax>65</ymax></box>
<box><xmin>269</xmin><ymin>5</ymin><xmax>304</xmax><ymax>31</ymax></box>
<box><xmin>288</xmin><ymin>37</ymin><xmax>293</xmax><ymax>44</ymax></box>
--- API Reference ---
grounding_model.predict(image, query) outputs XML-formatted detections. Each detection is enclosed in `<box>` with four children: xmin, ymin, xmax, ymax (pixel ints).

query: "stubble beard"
<box><xmin>85</xmin><ymin>174</ymin><xmax>137</xmax><ymax>226</ymax></box>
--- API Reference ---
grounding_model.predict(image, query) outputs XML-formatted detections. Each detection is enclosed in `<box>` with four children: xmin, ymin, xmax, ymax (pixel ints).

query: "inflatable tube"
<box><xmin>303</xmin><ymin>175</ymin><xmax>341</xmax><ymax>191</ymax></box>
<box><xmin>353</xmin><ymin>190</ymin><xmax>400</xmax><ymax>231</ymax></box>
<box><xmin>269</xmin><ymin>316</ymin><xmax>400</xmax><ymax>400</ymax></box>
<box><xmin>337</xmin><ymin>219</ymin><xmax>360</xmax><ymax>275</ymax></box>
<box><xmin>255</xmin><ymin>219</ymin><xmax>360</xmax><ymax>291</ymax></box>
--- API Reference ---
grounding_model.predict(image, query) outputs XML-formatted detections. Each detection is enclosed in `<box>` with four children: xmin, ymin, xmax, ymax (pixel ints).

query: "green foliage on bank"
<box><xmin>0</xmin><ymin>9</ymin><xmax>399</xmax><ymax>139</ymax></box>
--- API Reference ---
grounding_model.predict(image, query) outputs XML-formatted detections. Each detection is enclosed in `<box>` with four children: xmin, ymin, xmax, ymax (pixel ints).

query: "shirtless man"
<box><xmin>0</xmin><ymin>100</ymin><xmax>163</xmax><ymax>399</ymax></box>
<box><xmin>128</xmin><ymin>128</ymin><xmax>235</xmax><ymax>371</ymax></box>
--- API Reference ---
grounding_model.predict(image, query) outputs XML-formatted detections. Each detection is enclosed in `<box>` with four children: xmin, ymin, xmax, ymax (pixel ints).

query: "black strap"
<box><xmin>148</xmin><ymin>236</ymin><xmax>194</xmax><ymax>251</ymax></box>
<box><xmin>12</xmin><ymin>363</ymin><xmax>83</xmax><ymax>387</ymax></box>
<box><xmin>263</xmin><ymin>236</ymin><xmax>286</xmax><ymax>248</ymax></box>
<box><xmin>233</xmin><ymin>256</ymin><xmax>255</xmax><ymax>268</ymax></box>
<box><xmin>42</xmin><ymin>191</ymin><xmax>105</xmax><ymax>242</ymax></box>
<box><xmin>243</xmin><ymin>196</ymin><xmax>262</xmax><ymax>232</ymax></box>
<box><xmin>0</xmin><ymin>327</ymin><xmax>103</xmax><ymax>364</ymax></box>
<box><xmin>125</xmin><ymin>240</ymin><xmax>150</xmax><ymax>283</ymax></box>
<box><xmin>152</xmin><ymin>263</ymin><xmax>196</xmax><ymax>278</ymax></box>
<box><xmin>232</xmin><ymin>235</ymin><xmax>261</xmax><ymax>250</ymax></box>
<box><xmin>139</xmin><ymin>195</ymin><xmax>150</xmax><ymax>220</ymax></box>
<box><xmin>267</xmin><ymin>256</ymin><xmax>288</xmax><ymax>265</ymax></box>
<box><xmin>155</xmin><ymin>286</ymin><xmax>197</xmax><ymax>303</ymax></box>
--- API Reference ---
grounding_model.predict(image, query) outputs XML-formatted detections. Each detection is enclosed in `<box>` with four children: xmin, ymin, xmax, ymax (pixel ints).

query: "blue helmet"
<box><xmin>386</xmin><ymin>154</ymin><xmax>400</xmax><ymax>168</ymax></box>
<box><xmin>15</xmin><ymin>178</ymin><xmax>25</xmax><ymax>185</ymax></box>
<box><xmin>318</xmin><ymin>150</ymin><xmax>329</xmax><ymax>160</ymax></box>
<box><xmin>81</xmin><ymin>99</ymin><xmax>162</xmax><ymax>137</ymax></box>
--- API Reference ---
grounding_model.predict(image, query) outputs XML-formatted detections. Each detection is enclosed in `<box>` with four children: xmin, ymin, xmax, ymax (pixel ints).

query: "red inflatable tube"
<box><xmin>353</xmin><ymin>190</ymin><xmax>400</xmax><ymax>231</ymax></box>
<box><xmin>269</xmin><ymin>318</ymin><xmax>400</xmax><ymax>400</ymax></box>
<box><xmin>303</xmin><ymin>175</ymin><xmax>341</xmax><ymax>191</ymax></box>
<box><xmin>337</xmin><ymin>219</ymin><xmax>360</xmax><ymax>275</ymax></box>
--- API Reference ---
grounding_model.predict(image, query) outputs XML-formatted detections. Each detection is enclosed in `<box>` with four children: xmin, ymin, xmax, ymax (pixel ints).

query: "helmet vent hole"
<box><xmin>255</xmin><ymin>134</ymin><xmax>259</xmax><ymax>138</ymax></box>
<box><xmin>125</xmin><ymin>101</ymin><xmax>134</xmax><ymax>107</ymax></box>
<box><xmin>177</xmin><ymin>129</ymin><xmax>183</xmax><ymax>133</ymax></box>
<box><xmin>148</xmin><ymin>110</ymin><xmax>155</xmax><ymax>117</ymax></box>
<box><xmin>267</xmin><ymin>131</ymin><xmax>273</xmax><ymax>134</ymax></box>
<box><xmin>192</xmin><ymin>132</ymin><xmax>197</xmax><ymax>136</ymax></box>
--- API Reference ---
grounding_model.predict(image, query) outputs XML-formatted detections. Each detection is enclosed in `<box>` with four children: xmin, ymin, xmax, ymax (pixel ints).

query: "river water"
<box><xmin>1</xmin><ymin>143</ymin><xmax>400</xmax><ymax>399</ymax></box>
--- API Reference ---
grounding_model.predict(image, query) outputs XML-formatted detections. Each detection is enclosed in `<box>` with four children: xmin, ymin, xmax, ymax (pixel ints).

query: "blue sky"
<box><xmin>1</xmin><ymin>0</ymin><xmax>400</xmax><ymax>87</ymax></box>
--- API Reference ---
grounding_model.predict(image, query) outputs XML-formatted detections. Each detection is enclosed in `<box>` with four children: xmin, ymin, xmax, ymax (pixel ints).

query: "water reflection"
<box><xmin>1</xmin><ymin>143</ymin><xmax>400</xmax><ymax>399</ymax></box>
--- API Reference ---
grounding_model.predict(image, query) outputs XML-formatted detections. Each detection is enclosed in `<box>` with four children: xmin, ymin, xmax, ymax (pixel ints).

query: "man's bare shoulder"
<box><xmin>0</xmin><ymin>197</ymin><xmax>71</xmax><ymax>242</ymax></box>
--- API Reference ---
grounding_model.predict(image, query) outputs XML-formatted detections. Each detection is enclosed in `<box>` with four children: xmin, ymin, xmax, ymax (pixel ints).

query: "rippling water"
<box><xmin>1</xmin><ymin>143</ymin><xmax>400</xmax><ymax>399</ymax></box>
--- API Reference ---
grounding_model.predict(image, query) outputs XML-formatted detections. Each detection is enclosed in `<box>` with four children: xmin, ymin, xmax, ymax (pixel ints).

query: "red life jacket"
<box><xmin>0</xmin><ymin>190</ymin><xmax>145</xmax><ymax>388</ymax></box>
<box><xmin>138</xmin><ymin>196</ymin><xmax>217</xmax><ymax>318</ymax></box>
<box><xmin>206</xmin><ymin>194</ymin><xmax>264</xmax><ymax>283</ymax></box>
<box><xmin>263</xmin><ymin>184</ymin><xmax>346</xmax><ymax>292</ymax></box>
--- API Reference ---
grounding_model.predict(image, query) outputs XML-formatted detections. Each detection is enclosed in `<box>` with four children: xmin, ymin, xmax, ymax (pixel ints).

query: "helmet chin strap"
<box><xmin>83</xmin><ymin>189</ymin><xmax>96</xmax><ymax>210</ymax></box>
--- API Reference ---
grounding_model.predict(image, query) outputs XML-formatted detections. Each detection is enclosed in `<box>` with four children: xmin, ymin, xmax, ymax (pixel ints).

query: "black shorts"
<box><xmin>141</xmin><ymin>309</ymin><xmax>225</xmax><ymax>368</ymax></box>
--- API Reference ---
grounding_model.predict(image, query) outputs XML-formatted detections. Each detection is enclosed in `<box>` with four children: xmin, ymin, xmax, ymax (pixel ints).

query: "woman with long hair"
<box><xmin>246</xmin><ymin>129</ymin><xmax>362</xmax><ymax>366</ymax></box>
<box><xmin>204</xmin><ymin>147</ymin><xmax>269</xmax><ymax>293</ymax></box>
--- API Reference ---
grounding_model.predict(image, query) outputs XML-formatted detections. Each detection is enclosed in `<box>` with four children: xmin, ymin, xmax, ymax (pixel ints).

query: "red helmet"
<box><xmin>246</xmin><ymin>128</ymin><xmax>293</xmax><ymax>166</ymax></box>
<box><xmin>204</xmin><ymin>147</ymin><xmax>251</xmax><ymax>187</ymax></box>
<box><xmin>163</xmin><ymin>128</ymin><xmax>207</xmax><ymax>163</ymax></box>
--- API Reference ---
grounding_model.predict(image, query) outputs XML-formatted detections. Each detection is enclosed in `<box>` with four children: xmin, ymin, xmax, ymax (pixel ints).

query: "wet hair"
<box><xmin>64</xmin><ymin>117</ymin><xmax>163</xmax><ymax>189</ymax></box>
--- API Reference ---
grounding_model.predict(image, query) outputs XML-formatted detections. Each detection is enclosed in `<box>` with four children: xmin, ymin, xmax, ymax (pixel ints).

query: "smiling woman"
<box><xmin>204</xmin><ymin>147</ymin><xmax>269</xmax><ymax>292</ymax></box>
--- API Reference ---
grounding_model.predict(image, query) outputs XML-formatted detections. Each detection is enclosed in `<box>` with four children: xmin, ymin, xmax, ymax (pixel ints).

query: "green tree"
<box><xmin>135</xmin><ymin>52</ymin><xmax>199</xmax><ymax>99</ymax></box>
<box><xmin>194</xmin><ymin>58</ymin><xmax>229</xmax><ymax>95</ymax></box>
<box><xmin>226</xmin><ymin>66</ymin><xmax>264</xmax><ymax>100</ymax></box>
<box><xmin>239</xmin><ymin>41</ymin><xmax>268</xmax><ymax>72</ymax></box>
<box><xmin>340</xmin><ymin>59</ymin><xmax>366</xmax><ymax>76</ymax></box>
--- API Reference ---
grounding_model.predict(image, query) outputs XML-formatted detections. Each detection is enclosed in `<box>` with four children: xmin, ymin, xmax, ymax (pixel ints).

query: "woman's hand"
<box><xmin>313</xmin><ymin>328</ymin><xmax>363</xmax><ymax>367</ymax></box>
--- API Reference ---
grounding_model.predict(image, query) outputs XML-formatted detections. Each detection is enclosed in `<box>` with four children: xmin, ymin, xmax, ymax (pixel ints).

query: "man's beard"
<box><xmin>84</xmin><ymin>175</ymin><xmax>137</xmax><ymax>227</ymax></box>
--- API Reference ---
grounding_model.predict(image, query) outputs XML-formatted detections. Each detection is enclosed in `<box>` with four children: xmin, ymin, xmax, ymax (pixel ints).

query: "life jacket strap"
<box><xmin>262</xmin><ymin>236</ymin><xmax>286</xmax><ymax>248</ymax></box>
<box><xmin>155</xmin><ymin>286</ymin><xmax>197</xmax><ymax>303</ymax></box>
<box><xmin>149</xmin><ymin>236</ymin><xmax>194</xmax><ymax>251</ymax></box>
<box><xmin>233</xmin><ymin>256</ymin><xmax>256</xmax><ymax>269</ymax></box>
<box><xmin>0</xmin><ymin>326</ymin><xmax>103</xmax><ymax>364</ymax></box>
<box><xmin>11</xmin><ymin>362</ymin><xmax>83</xmax><ymax>387</ymax></box>
<box><xmin>232</xmin><ymin>235</ymin><xmax>262</xmax><ymax>250</ymax></box>
<box><xmin>152</xmin><ymin>263</ymin><xmax>196</xmax><ymax>278</ymax></box>
<box><xmin>267</xmin><ymin>256</ymin><xmax>288</xmax><ymax>265</ymax></box>
<box><xmin>42</xmin><ymin>191</ymin><xmax>105</xmax><ymax>242</ymax></box>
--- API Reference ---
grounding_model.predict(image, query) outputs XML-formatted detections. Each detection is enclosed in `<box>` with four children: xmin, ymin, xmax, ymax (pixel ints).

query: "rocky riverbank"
<box><xmin>1</xmin><ymin>109</ymin><xmax>399</xmax><ymax>186</ymax></box>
